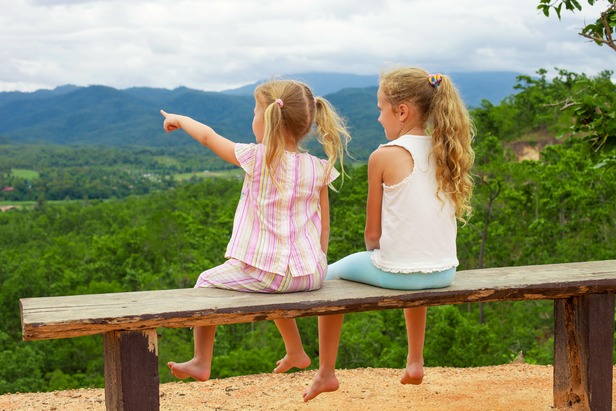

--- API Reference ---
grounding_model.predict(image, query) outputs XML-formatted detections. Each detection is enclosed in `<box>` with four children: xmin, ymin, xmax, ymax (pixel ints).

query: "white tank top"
<box><xmin>371</xmin><ymin>135</ymin><xmax>459</xmax><ymax>273</ymax></box>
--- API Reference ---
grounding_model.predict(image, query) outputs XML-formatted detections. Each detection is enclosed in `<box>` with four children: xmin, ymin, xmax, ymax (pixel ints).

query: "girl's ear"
<box><xmin>397</xmin><ymin>103</ymin><xmax>410</xmax><ymax>122</ymax></box>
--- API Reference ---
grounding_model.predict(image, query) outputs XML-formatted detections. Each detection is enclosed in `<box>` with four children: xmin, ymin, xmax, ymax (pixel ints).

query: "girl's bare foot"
<box><xmin>167</xmin><ymin>359</ymin><xmax>210</xmax><ymax>382</ymax></box>
<box><xmin>303</xmin><ymin>372</ymin><xmax>339</xmax><ymax>402</ymax></box>
<box><xmin>273</xmin><ymin>352</ymin><xmax>311</xmax><ymax>373</ymax></box>
<box><xmin>400</xmin><ymin>362</ymin><xmax>424</xmax><ymax>385</ymax></box>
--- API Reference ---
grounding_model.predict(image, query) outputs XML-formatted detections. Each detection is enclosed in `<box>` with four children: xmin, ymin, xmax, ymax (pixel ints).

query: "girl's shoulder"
<box><xmin>296</xmin><ymin>152</ymin><xmax>340</xmax><ymax>184</ymax></box>
<box><xmin>295</xmin><ymin>151</ymin><xmax>328</xmax><ymax>167</ymax></box>
<box><xmin>371</xmin><ymin>143</ymin><xmax>408</xmax><ymax>160</ymax></box>
<box><xmin>377</xmin><ymin>136</ymin><xmax>431</xmax><ymax>159</ymax></box>
<box><xmin>368</xmin><ymin>145</ymin><xmax>399</xmax><ymax>174</ymax></box>
<box><xmin>369</xmin><ymin>143</ymin><xmax>415</xmax><ymax>177</ymax></box>
<box><xmin>235</xmin><ymin>142</ymin><xmax>259</xmax><ymax>157</ymax></box>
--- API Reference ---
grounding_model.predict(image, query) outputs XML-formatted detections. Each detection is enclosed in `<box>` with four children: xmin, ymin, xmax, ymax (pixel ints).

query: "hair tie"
<box><xmin>428</xmin><ymin>73</ymin><xmax>443</xmax><ymax>88</ymax></box>
<box><xmin>314</xmin><ymin>97</ymin><xmax>318</xmax><ymax>105</ymax></box>
<box><xmin>275</xmin><ymin>98</ymin><xmax>284</xmax><ymax>108</ymax></box>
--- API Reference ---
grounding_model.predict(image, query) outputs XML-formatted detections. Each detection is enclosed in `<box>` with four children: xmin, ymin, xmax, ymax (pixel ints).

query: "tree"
<box><xmin>556</xmin><ymin>70</ymin><xmax>616</xmax><ymax>149</ymax></box>
<box><xmin>538</xmin><ymin>0</ymin><xmax>616</xmax><ymax>51</ymax></box>
<box><xmin>537</xmin><ymin>1</ymin><xmax>616</xmax><ymax>164</ymax></box>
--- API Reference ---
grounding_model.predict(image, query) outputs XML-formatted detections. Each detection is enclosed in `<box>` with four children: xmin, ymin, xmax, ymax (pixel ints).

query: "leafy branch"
<box><xmin>538</xmin><ymin>0</ymin><xmax>616</xmax><ymax>51</ymax></box>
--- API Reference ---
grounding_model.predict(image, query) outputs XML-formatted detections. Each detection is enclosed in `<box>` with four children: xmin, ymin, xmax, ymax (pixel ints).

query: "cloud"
<box><xmin>1</xmin><ymin>0</ymin><xmax>614</xmax><ymax>92</ymax></box>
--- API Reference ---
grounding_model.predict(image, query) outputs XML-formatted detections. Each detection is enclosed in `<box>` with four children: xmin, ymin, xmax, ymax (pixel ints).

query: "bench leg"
<box><xmin>103</xmin><ymin>329</ymin><xmax>160</xmax><ymax>411</ymax></box>
<box><xmin>554</xmin><ymin>294</ymin><xmax>615</xmax><ymax>410</ymax></box>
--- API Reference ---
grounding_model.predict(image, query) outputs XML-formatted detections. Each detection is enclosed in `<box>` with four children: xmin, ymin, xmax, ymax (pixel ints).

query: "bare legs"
<box><xmin>168</xmin><ymin>325</ymin><xmax>217</xmax><ymax>381</ymax></box>
<box><xmin>273</xmin><ymin>319</ymin><xmax>311</xmax><ymax>373</ymax></box>
<box><xmin>169</xmin><ymin>307</ymin><xmax>428</xmax><ymax>397</ymax></box>
<box><xmin>400</xmin><ymin>306</ymin><xmax>426</xmax><ymax>384</ymax></box>
<box><xmin>303</xmin><ymin>314</ymin><xmax>344</xmax><ymax>402</ymax></box>
<box><xmin>304</xmin><ymin>307</ymin><xmax>427</xmax><ymax>401</ymax></box>
<box><xmin>168</xmin><ymin>319</ymin><xmax>311</xmax><ymax>381</ymax></box>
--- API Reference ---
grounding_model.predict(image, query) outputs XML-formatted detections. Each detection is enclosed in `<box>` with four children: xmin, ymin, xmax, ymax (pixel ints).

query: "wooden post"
<box><xmin>103</xmin><ymin>329</ymin><xmax>160</xmax><ymax>411</ymax></box>
<box><xmin>553</xmin><ymin>294</ymin><xmax>615</xmax><ymax>411</ymax></box>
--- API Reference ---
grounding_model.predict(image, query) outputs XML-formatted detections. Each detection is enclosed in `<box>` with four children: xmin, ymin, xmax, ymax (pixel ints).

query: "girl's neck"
<box><xmin>285</xmin><ymin>138</ymin><xmax>299</xmax><ymax>152</ymax></box>
<box><xmin>398</xmin><ymin>124</ymin><xmax>426</xmax><ymax>137</ymax></box>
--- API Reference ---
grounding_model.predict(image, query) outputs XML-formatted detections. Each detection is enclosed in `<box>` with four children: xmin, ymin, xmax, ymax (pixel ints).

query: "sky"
<box><xmin>1</xmin><ymin>0</ymin><xmax>615</xmax><ymax>93</ymax></box>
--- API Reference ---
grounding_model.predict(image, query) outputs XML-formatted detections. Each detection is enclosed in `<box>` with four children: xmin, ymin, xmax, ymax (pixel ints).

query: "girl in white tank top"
<box><xmin>304</xmin><ymin>67</ymin><xmax>474</xmax><ymax>402</ymax></box>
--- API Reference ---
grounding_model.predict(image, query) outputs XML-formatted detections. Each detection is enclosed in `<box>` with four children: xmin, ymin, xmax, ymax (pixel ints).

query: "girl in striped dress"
<box><xmin>160</xmin><ymin>79</ymin><xmax>350</xmax><ymax>382</ymax></box>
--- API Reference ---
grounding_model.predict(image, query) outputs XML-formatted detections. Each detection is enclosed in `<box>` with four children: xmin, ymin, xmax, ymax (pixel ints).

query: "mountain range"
<box><xmin>221</xmin><ymin>71</ymin><xmax>522</xmax><ymax>106</ymax></box>
<box><xmin>0</xmin><ymin>71</ymin><xmax>522</xmax><ymax>155</ymax></box>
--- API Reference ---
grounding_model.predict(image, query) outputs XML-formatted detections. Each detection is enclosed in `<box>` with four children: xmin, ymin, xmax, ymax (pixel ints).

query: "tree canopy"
<box><xmin>537</xmin><ymin>0</ymin><xmax>616</xmax><ymax>159</ymax></box>
<box><xmin>538</xmin><ymin>0</ymin><xmax>616</xmax><ymax>51</ymax></box>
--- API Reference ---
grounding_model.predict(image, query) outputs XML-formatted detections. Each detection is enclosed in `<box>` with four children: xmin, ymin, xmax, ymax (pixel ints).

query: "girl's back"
<box><xmin>373</xmin><ymin>135</ymin><xmax>458</xmax><ymax>274</ymax></box>
<box><xmin>227</xmin><ymin>143</ymin><xmax>338</xmax><ymax>277</ymax></box>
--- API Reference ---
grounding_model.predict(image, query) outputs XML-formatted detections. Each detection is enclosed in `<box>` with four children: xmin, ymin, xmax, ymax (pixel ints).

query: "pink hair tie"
<box><xmin>275</xmin><ymin>98</ymin><xmax>284</xmax><ymax>108</ymax></box>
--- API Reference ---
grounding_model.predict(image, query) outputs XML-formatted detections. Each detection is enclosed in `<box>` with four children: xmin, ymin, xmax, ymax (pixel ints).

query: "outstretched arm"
<box><xmin>160</xmin><ymin>110</ymin><xmax>240</xmax><ymax>167</ymax></box>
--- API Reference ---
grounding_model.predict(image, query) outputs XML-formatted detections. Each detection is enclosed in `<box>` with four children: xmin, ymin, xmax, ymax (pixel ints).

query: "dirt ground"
<box><xmin>1</xmin><ymin>364</ymin><xmax>614</xmax><ymax>411</ymax></box>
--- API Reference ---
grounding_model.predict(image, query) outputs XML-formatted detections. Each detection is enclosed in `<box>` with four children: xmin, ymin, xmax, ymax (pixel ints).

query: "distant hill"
<box><xmin>222</xmin><ymin>72</ymin><xmax>379</xmax><ymax>97</ymax></box>
<box><xmin>0</xmin><ymin>85</ymin><xmax>79</xmax><ymax>107</ymax></box>
<box><xmin>0</xmin><ymin>71</ymin><xmax>522</xmax><ymax>158</ymax></box>
<box><xmin>222</xmin><ymin>71</ymin><xmax>522</xmax><ymax>107</ymax></box>
<box><xmin>448</xmin><ymin>72</ymin><xmax>521</xmax><ymax>108</ymax></box>
<box><xmin>0</xmin><ymin>86</ymin><xmax>255</xmax><ymax>147</ymax></box>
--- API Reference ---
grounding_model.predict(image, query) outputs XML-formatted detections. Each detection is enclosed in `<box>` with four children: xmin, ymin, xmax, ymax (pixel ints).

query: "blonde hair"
<box><xmin>380</xmin><ymin>67</ymin><xmax>475</xmax><ymax>221</ymax></box>
<box><xmin>254</xmin><ymin>80</ymin><xmax>350</xmax><ymax>188</ymax></box>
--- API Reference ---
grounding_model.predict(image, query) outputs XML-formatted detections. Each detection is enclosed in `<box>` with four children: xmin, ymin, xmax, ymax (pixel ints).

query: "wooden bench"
<box><xmin>20</xmin><ymin>260</ymin><xmax>616</xmax><ymax>411</ymax></box>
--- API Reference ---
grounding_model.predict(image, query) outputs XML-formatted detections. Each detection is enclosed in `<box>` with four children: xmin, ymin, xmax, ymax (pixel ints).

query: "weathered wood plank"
<box><xmin>553</xmin><ymin>294</ymin><xmax>615</xmax><ymax>410</ymax></box>
<box><xmin>103</xmin><ymin>330</ymin><xmax>159</xmax><ymax>411</ymax></box>
<box><xmin>21</xmin><ymin>260</ymin><xmax>616</xmax><ymax>340</ymax></box>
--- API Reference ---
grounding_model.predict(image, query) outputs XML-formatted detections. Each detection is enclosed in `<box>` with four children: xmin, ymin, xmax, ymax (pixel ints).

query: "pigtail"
<box><xmin>255</xmin><ymin>80</ymin><xmax>350</xmax><ymax>190</ymax></box>
<box><xmin>314</xmin><ymin>96</ymin><xmax>351</xmax><ymax>190</ymax></box>
<box><xmin>262</xmin><ymin>100</ymin><xmax>286</xmax><ymax>186</ymax></box>
<box><xmin>430</xmin><ymin>75</ymin><xmax>475</xmax><ymax>222</ymax></box>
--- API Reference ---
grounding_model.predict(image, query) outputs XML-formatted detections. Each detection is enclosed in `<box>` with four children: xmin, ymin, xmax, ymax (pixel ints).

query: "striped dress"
<box><xmin>195</xmin><ymin>143</ymin><xmax>339</xmax><ymax>293</ymax></box>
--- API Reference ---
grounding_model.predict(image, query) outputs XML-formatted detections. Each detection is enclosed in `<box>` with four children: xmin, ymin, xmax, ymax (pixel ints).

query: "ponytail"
<box><xmin>430</xmin><ymin>76</ymin><xmax>475</xmax><ymax>222</ymax></box>
<box><xmin>380</xmin><ymin>67</ymin><xmax>475</xmax><ymax>222</ymax></box>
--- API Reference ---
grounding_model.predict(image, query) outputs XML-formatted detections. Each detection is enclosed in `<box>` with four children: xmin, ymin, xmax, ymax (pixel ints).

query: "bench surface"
<box><xmin>21</xmin><ymin>260</ymin><xmax>616</xmax><ymax>341</ymax></box>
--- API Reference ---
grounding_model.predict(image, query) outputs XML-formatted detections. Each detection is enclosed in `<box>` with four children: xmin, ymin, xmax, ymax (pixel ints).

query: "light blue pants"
<box><xmin>326</xmin><ymin>251</ymin><xmax>455</xmax><ymax>290</ymax></box>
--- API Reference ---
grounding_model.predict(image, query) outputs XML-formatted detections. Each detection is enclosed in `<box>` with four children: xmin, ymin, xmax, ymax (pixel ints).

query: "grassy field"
<box><xmin>0</xmin><ymin>200</ymin><xmax>84</xmax><ymax>212</ymax></box>
<box><xmin>0</xmin><ymin>201</ymin><xmax>35</xmax><ymax>206</ymax></box>
<box><xmin>174</xmin><ymin>169</ymin><xmax>243</xmax><ymax>181</ymax></box>
<box><xmin>1</xmin><ymin>168</ymin><xmax>243</xmax><ymax>209</ymax></box>
<box><xmin>153</xmin><ymin>156</ymin><xmax>180</xmax><ymax>167</ymax></box>
<box><xmin>11</xmin><ymin>168</ymin><xmax>40</xmax><ymax>179</ymax></box>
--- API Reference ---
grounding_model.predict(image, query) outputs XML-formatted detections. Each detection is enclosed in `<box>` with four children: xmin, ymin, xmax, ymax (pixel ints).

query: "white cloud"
<box><xmin>0</xmin><ymin>0</ymin><xmax>614</xmax><ymax>92</ymax></box>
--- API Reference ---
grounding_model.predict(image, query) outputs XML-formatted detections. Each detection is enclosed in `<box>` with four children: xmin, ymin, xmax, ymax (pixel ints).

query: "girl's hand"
<box><xmin>160</xmin><ymin>109</ymin><xmax>181</xmax><ymax>133</ymax></box>
<box><xmin>158</xmin><ymin>109</ymin><xmax>240</xmax><ymax>167</ymax></box>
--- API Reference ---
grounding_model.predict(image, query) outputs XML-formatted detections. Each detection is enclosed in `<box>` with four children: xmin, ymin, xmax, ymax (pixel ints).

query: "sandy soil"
<box><xmin>4</xmin><ymin>363</ymin><xmax>613</xmax><ymax>411</ymax></box>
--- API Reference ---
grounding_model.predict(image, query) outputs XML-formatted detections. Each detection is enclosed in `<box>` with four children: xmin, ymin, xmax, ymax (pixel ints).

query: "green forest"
<box><xmin>0</xmin><ymin>67</ymin><xmax>615</xmax><ymax>394</ymax></box>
